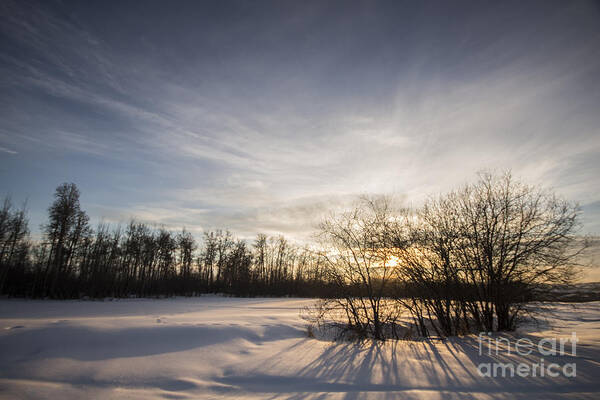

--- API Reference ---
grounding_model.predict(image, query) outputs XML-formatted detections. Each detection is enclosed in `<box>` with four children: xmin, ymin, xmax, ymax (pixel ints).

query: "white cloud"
<box><xmin>2</xmin><ymin>0</ymin><xmax>599</xmax><ymax>240</ymax></box>
<box><xmin>0</xmin><ymin>146</ymin><xmax>17</xmax><ymax>154</ymax></box>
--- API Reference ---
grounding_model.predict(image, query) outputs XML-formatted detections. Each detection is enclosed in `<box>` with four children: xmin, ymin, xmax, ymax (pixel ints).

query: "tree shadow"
<box><xmin>213</xmin><ymin>332</ymin><xmax>600</xmax><ymax>399</ymax></box>
<box><xmin>0</xmin><ymin>322</ymin><xmax>305</xmax><ymax>363</ymax></box>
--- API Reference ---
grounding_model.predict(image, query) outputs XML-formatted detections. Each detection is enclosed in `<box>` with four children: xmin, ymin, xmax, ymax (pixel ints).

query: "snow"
<box><xmin>0</xmin><ymin>297</ymin><xmax>599</xmax><ymax>399</ymax></box>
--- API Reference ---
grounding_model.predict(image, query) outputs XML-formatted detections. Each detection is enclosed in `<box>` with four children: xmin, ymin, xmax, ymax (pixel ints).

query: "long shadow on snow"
<box><xmin>0</xmin><ymin>323</ymin><xmax>304</xmax><ymax>363</ymax></box>
<box><xmin>214</xmin><ymin>333</ymin><xmax>600</xmax><ymax>399</ymax></box>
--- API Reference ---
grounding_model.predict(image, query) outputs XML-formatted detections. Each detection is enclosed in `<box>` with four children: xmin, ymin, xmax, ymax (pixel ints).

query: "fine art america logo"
<box><xmin>476</xmin><ymin>332</ymin><xmax>577</xmax><ymax>378</ymax></box>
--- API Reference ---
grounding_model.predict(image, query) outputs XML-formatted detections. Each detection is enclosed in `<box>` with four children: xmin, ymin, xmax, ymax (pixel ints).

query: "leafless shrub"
<box><xmin>313</xmin><ymin>196</ymin><xmax>405</xmax><ymax>340</ymax></box>
<box><xmin>392</xmin><ymin>171</ymin><xmax>585</xmax><ymax>335</ymax></box>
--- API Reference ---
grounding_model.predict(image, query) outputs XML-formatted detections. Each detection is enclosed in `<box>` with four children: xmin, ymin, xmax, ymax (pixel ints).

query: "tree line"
<box><xmin>0</xmin><ymin>183</ymin><xmax>332</xmax><ymax>298</ymax></box>
<box><xmin>1</xmin><ymin>172</ymin><xmax>587</xmax><ymax>337</ymax></box>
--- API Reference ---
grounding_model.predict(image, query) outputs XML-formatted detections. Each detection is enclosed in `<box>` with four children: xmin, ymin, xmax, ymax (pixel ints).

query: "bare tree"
<box><xmin>393</xmin><ymin>172</ymin><xmax>584</xmax><ymax>334</ymax></box>
<box><xmin>177</xmin><ymin>229</ymin><xmax>196</xmax><ymax>294</ymax></box>
<box><xmin>315</xmin><ymin>196</ymin><xmax>401</xmax><ymax>340</ymax></box>
<box><xmin>0</xmin><ymin>197</ymin><xmax>30</xmax><ymax>294</ymax></box>
<box><xmin>43</xmin><ymin>183</ymin><xmax>89</xmax><ymax>298</ymax></box>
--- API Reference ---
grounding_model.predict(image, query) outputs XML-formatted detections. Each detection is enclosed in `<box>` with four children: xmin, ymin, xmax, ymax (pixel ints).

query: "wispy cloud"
<box><xmin>1</xmin><ymin>0</ymin><xmax>599</xmax><ymax>239</ymax></box>
<box><xmin>0</xmin><ymin>146</ymin><xmax>17</xmax><ymax>154</ymax></box>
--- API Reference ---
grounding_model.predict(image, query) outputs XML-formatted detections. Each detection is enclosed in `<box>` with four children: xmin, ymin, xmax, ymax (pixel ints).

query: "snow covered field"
<box><xmin>0</xmin><ymin>297</ymin><xmax>598</xmax><ymax>399</ymax></box>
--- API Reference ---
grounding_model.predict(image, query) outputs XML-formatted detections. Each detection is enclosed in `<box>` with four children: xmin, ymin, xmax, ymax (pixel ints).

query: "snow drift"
<box><xmin>0</xmin><ymin>297</ymin><xmax>598</xmax><ymax>399</ymax></box>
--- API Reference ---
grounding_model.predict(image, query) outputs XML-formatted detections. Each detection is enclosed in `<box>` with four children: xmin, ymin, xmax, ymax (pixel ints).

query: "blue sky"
<box><xmin>1</xmin><ymin>0</ymin><xmax>599</xmax><ymax>240</ymax></box>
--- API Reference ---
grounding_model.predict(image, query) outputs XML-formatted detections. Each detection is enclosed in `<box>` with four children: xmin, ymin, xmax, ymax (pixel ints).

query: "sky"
<box><xmin>1</xmin><ymin>0</ymin><xmax>600</xmax><ymax>243</ymax></box>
